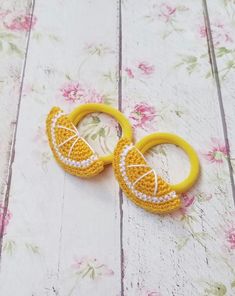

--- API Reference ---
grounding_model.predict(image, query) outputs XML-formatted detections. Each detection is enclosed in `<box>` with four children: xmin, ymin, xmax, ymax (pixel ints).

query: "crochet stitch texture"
<box><xmin>46</xmin><ymin>107</ymin><xmax>104</xmax><ymax>177</ymax></box>
<box><xmin>113</xmin><ymin>138</ymin><xmax>181</xmax><ymax>214</ymax></box>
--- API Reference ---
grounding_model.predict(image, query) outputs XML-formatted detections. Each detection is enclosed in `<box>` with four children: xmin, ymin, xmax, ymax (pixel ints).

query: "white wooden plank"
<box><xmin>121</xmin><ymin>0</ymin><xmax>235</xmax><ymax>295</ymax></box>
<box><xmin>0</xmin><ymin>0</ymin><xmax>121</xmax><ymax>295</ymax></box>
<box><xmin>206</xmin><ymin>0</ymin><xmax>235</xmax><ymax>178</ymax></box>
<box><xmin>0</xmin><ymin>0</ymin><xmax>33</xmax><ymax>201</ymax></box>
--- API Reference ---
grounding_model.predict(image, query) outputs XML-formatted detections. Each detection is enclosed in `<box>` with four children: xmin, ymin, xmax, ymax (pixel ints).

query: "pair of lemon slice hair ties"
<box><xmin>46</xmin><ymin>103</ymin><xmax>200</xmax><ymax>214</ymax></box>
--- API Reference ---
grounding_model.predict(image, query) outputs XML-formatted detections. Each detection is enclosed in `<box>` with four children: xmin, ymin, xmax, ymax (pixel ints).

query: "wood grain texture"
<box><xmin>0</xmin><ymin>0</ymin><xmax>121</xmax><ymax>295</ymax></box>
<box><xmin>0</xmin><ymin>0</ymin><xmax>235</xmax><ymax>295</ymax></box>
<box><xmin>206</xmin><ymin>0</ymin><xmax>235</xmax><ymax>184</ymax></box>
<box><xmin>0</xmin><ymin>0</ymin><xmax>33</xmax><ymax>202</ymax></box>
<box><xmin>121</xmin><ymin>0</ymin><xmax>235</xmax><ymax>295</ymax></box>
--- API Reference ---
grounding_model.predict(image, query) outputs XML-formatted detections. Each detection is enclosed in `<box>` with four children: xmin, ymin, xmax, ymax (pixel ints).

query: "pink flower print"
<box><xmin>199</xmin><ymin>26</ymin><xmax>207</xmax><ymax>39</ymax></box>
<box><xmin>182</xmin><ymin>193</ymin><xmax>195</xmax><ymax>209</ymax></box>
<box><xmin>125</xmin><ymin>62</ymin><xmax>155</xmax><ymax>79</ymax></box>
<box><xmin>83</xmin><ymin>88</ymin><xmax>104</xmax><ymax>104</ymax></box>
<box><xmin>0</xmin><ymin>203</ymin><xmax>12</xmax><ymax>235</ymax></box>
<box><xmin>129</xmin><ymin>102</ymin><xmax>156</xmax><ymax>129</ymax></box>
<box><xmin>0</xmin><ymin>10</ymin><xmax>11</xmax><ymax>20</ymax></box>
<box><xmin>147</xmin><ymin>292</ymin><xmax>161</xmax><ymax>296</ymax></box>
<box><xmin>60</xmin><ymin>82</ymin><xmax>104</xmax><ymax>104</ymax></box>
<box><xmin>72</xmin><ymin>257</ymin><xmax>114</xmax><ymax>279</ymax></box>
<box><xmin>60</xmin><ymin>83</ymin><xmax>84</xmax><ymax>103</ymax></box>
<box><xmin>171</xmin><ymin>193</ymin><xmax>195</xmax><ymax>218</ymax></box>
<box><xmin>204</xmin><ymin>138</ymin><xmax>228</xmax><ymax>163</ymax></box>
<box><xmin>4</xmin><ymin>13</ymin><xmax>37</xmax><ymax>32</ymax></box>
<box><xmin>125</xmin><ymin>67</ymin><xmax>135</xmax><ymax>79</ymax></box>
<box><xmin>158</xmin><ymin>3</ymin><xmax>176</xmax><ymax>22</ymax></box>
<box><xmin>199</xmin><ymin>22</ymin><xmax>233</xmax><ymax>47</ymax></box>
<box><xmin>225</xmin><ymin>227</ymin><xmax>235</xmax><ymax>250</ymax></box>
<box><xmin>138</xmin><ymin>62</ymin><xmax>155</xmax><ymax>75</ymax></box>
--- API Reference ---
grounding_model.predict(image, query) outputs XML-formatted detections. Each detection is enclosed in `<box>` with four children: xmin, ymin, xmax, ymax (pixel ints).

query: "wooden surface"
<box><xmin>0</xmin><ymin>0</ymin><xmax>235</xmax><ymax>295</ymax></box>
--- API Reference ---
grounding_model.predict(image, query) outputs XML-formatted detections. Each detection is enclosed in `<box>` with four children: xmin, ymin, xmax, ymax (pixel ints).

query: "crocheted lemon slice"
<box><xmin>46</xmin><ymin>107</ymin><xmax>104</xmax><ymax>177</ymax></box>
<box><xmin>113</xmin><ymin>138</ymin><xmax>181</xmax><ymax>214</ymax></box>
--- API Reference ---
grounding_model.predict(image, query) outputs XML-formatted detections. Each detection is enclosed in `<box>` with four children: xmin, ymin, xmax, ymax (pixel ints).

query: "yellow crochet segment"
<box><xmin>46</xmin><ymin>103</ymin><xmax>133</xmax><ymax>178</ymax></box>
<box><xmin>68</xmin><ymin>103</ymin><xmax>133</xmax><ymax>165</ymax></box>
<box><xmin>113</xmin><ymin>134</ymin><xmax>200</xmax><ymax>214</ymax></box>
<box><xmin>113</xmin><ymin>138</ymin><xmax>181</xmax><ymax>214</ymax></box>
<box><xmin>46</xmin><ymin>107</ymin><xmax>104</xmax><ymax>178</ymax></box>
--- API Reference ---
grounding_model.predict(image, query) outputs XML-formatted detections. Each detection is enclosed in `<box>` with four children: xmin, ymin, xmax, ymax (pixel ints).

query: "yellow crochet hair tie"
<box><xmin>46</xmin><ymin>103</ymin><xmax>133</xmax><ymax>178</ymax></box>
<box><xmin>113</xmin><ymin>133</ymin><xmax>200</xmax><ymax>214</ymax></box>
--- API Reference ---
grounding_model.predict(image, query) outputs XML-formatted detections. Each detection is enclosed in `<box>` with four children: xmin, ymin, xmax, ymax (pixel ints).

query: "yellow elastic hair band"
<box><xmin>68</xmin><ymin>103</ymin><xmax>133</xmax><ymax>165</ymax></box>
<box><xmin>46</xmin><ymin>103</ymin><xmax>199</xmax><ymax>213</ymax></box>
<box><xmin>135</xmin><ymin>133</ymin><xmax>200</xmax><ymax>193</ymax></box>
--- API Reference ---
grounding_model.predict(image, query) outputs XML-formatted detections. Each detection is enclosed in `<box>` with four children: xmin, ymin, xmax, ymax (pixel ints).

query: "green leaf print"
<box><xmin>3</xmin><ymin>240</ymin><xmax>16</xmax><ymax>255</ymax></box>
<box><xmin>91</xmin><ymin>115</ymin><xmax>101</xmax><ymax>124</ymax></box>
<box><xmin>205</xmin><ymin>71</ymin><xmax>212</xmax><ymax>79</ymax></box>
<box><xmin>204</xmin><ymin>282</ymin><xmax>227</xmax><ymax>296</ymax></box>
<box><xmin>216</xmin><ymin>47</ymin><xmax>232</xmax><ymax>57</ymax></box>
<box><xmin>150</xmin><ymin>146</ymin><xmax>167</xmax><ymax>157</ymax></box>
<box><xmin>0</xmin><ymin>32</ymin><xmax>18</xmax><ymax>40</ymax></box>
<box><xmin>231</xmin><ymin>280</ymin><xmax>235</xmax><ymax>288</ymax></box>
<box><xmin>224</xmin><ymin>0</ymin><xmax>235</xmax><ymax>6</ymax></box>
<box><xmin>103</xmin><ymin>70</ymin><xmax>117</xmax><ymax>83</ymax></box>
<box><xmin>25</xmin><ymin>243</ymin><xmax>40</xmax><ymax>254</ymax></box>
<box><xmin>103</xmin><ymin>94</ymin><xmax>114</xmax><ymax>105</ymax></box>
<box><xmin>65</xmin><ymin>73</ymin><xmax>73</xmax><ymax>81</ymax></box>
<box><xmin>8</xmin><ymin>42</ymin><xmax>23</xmax><ymax>56</ymax></box>
<box><xmin>91</xmin><ymin>133</ymin><xmax>98</xmax><ymax>140</ymax></box>
<box><xmin>175</xmin><ymin>55</ymin><xmax>198</xmax><ymax>74</ymax></box>
<box><xmin>98</xmin><ymin>127</ymin><xmax>105</xmax><ymax>137</ymax></box>
<box><xmin>196</xmin><ymin>192</ymin><xmax>212</xmax><ymax>203</ymax></box>
<box><xmin>226</xmin><ymin>60</ymin><xmax>235</xmax><ymax>69</ymax></box>
<box><xmin>175</xmin><ymin>109</ymin><xmax>184</xmax><ymax>118</ymax></box>
<box><xmin>177</xmin><ymin>237</ymin><xmax>190</xmax><ymax>250</ymax></box>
